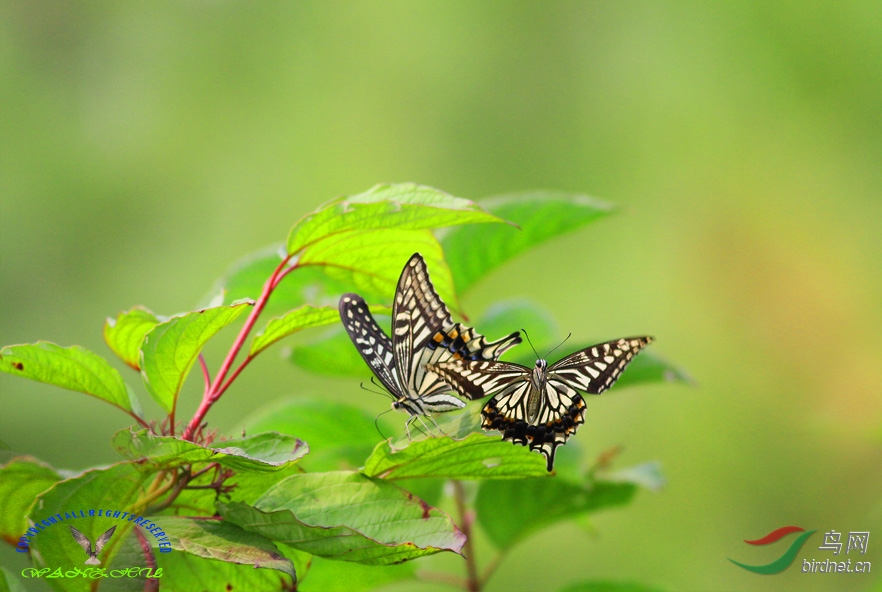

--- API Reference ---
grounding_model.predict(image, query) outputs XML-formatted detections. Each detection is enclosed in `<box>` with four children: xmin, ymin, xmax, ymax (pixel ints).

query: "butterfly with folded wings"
<box><xmin>339</xmin><ymin>253</ymin><xmax>521</xmax><ymax>437</ymax></box>
<box><xmin>429</xmin><ymin>336</ymin><xmax>653</xmax><ymax>470</ymax></box>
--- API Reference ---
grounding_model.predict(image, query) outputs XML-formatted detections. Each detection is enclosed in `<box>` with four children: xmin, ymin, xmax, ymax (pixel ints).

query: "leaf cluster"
<box><xmin>0</xmin><ymin>183</ymin><xmax>685</xmax><ymax>592</ymax></box>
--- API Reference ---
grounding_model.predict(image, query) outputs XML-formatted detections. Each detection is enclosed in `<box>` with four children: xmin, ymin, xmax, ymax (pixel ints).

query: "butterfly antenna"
<box><xmin>544</xmin><ymin>332</ymin><xmax>572</xmax><ymax>360</ymax></box>
<box><xmin>360</xmin><ymin>378</ymin><xmax>395</xmax><ymax>402</ymax></box>
<box><xmin>521</xmin><ymin>328</ymin><xmax>540</xmax><ymax>358</ymax></box>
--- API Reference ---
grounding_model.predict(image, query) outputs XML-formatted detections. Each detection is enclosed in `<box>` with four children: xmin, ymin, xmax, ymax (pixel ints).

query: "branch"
<box><xmin>182</xmin><ymin>254</ymin><xmax>296</xmax><ymax>440</ymax></box>
<box><xmin>453</xmin><ymin>480</ymin><xmax>481</xmax><ymax>592</ymax></box>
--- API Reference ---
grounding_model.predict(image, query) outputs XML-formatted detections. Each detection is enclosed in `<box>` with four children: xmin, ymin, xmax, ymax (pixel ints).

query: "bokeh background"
<box><xmin>2</xmin><ymin>2</ymin><xmax>881</xmax><ymax>591</ymax></box>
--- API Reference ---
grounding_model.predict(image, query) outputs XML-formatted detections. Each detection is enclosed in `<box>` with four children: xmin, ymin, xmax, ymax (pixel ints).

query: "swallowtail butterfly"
<box><xmin>429</xmin><ymin>336</ymin><xmax>653</xmax><ymax>470</ymax></box>
<box><xmin>339</xmin><ymin>253</ymin><xmax>521</xmax><ymax>437</ymax></box>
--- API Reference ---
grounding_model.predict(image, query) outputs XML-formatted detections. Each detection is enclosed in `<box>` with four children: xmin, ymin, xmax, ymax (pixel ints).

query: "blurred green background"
<box><xmin>2</xmin><ymin>2</ymin><xmax>880</xmax><ymax>591</ymax></box>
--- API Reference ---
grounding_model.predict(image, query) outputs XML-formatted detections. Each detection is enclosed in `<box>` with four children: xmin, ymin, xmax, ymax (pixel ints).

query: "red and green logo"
<box><xmin>729</xmin><ymin>526</ymin><xmax>817</xmax><ymax>574</ymax></box>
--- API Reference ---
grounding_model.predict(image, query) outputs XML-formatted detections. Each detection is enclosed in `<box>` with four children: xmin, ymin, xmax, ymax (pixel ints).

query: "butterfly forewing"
<box><xmin>550</xmin><ymin>337</ymin><xmax>654</xmax><ymax>394</ymax></box>
<box><xmin>339</xmin><ymin>294</ymin><xmax>401</xmax><ymax>396</ymax></box>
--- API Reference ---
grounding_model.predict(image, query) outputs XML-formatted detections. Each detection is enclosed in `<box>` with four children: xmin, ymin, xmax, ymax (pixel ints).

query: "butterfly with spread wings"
<box><xmin>69</xmin><ymin>525</ymin><xmax>116</xmax><ymax>565</ymax></box>
<box><xmin>429</xmin><ymin>336</ymin><xmax>653</xmax><ymax>470</ymax></box>
<box><xmin>339</xmin><ymin>253</ymin><xmax>521</xmax><ymax>437</ymax></box>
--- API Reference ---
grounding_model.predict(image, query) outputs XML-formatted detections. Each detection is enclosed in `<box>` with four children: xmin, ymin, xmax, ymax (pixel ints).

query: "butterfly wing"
<box><xmin>339</xmin><ymin>293</ymin><xmax>402</xmax><ymax>397</ymax></box>
<box><xmin>549</xmin><ymin>336</ymin><xmax>654</xmax><ymax>393</ymax></box>
<box><xmin>394</xmin><ymin>254</ymin><xmax>521</xmax><ymax>413</ymax></box>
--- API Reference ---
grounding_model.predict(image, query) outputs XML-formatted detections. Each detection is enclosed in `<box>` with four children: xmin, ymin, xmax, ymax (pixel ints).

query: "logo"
<box><xmin>17</xmin><ymin>508</ymin><xmax>170</xmax><ymax>581</ymax></box>
<box><xmin>69</xmin><ymin>525</ymin><xmax>116</xmax><ymax>565</ymax></box>
<box><xmin>730</xmin><ymin>526</ymin><xmax>871</xmax><ymax>575</ymax></box>
<box><xmin>729</xmin><ymin>526</ymin><xmax>816</xmax><ymax>574</ymax></box>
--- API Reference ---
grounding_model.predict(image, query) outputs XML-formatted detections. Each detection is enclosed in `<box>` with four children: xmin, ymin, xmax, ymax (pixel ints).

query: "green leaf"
<box><xmin>297</xmin><ymin>228</ymin><xmax>460</xmax><ymax>313</ymax></box>
<box><xmin>139</xmin><ymin>301</ymin><xmax>252</xmax><ymax>413</ymax></box>
<box><xmin>558</xmin><ymin>581</ymin><xmax>668</xmax><ymax>592</ymax></box>
<box><xmin>298</xmin><ymin>556</ymin><xmax>414</xmax><ymax>592</ymax></box>
<box><xmin>104</xmin><ymin>306</ymin><xmax>161</xmax><ymax>371</ymax></box>
<box><xmin>157</xmin><ymin>516</ymin><xmax>294</xmax><ymax>577</ymax></box>
<box><xmin>250</xmin><ymin>303</ymin><xmax>391</xmax><ymax>357</ymax></box>
<box><xmin>220</xmin><ymin>471</ymin><xmax>465</xmax><ymax>565</ymax></box>
<box><xmin>112</xmin><ymin>428</ymin><xmax>308</xmax><ymax>473</ymax></box>
<box><xmin>0</xmin><ymin>456</ymin><xmax>61</xmax><ymax>547</ymax></box>
<box><xmin>0</xmin><ymin>342</ymin><xmax>140</xmax><ymax>416</ymax></box>
<box><xmin>363</xmin><ymin>433</ymin><xmax>549</xmax><ymax>480</ymax></box>
<box><xmin>440</xmin><ymin>191</ymin><xmax>614</xmax><ymax>294</ymax></box>
<box><xmin>287</xmin><ymin>324</ymin><xmax>378</xmax><ymax>378</ymax></box>
<box><xmin>245</xmin><ymin>397</ymin><xmax>388</xmax><ymax>472</ymax></box>
<box><xmin>157</xmin><ymin>549</ymin><xmax>295</xmax><ymax>591</ymax></box>
<box><xmin>286</xmin><ymin>183</ymin><xmax>503</xmax><ymax>254</ymax></box>
<box><xmin>475</xmin><ymin>477</ymin><xmax>637</xmax><ymax>550</ymax></box>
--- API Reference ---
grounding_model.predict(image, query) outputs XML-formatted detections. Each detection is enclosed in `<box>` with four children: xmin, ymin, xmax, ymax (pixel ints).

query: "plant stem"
<box><xmin>182</xmin><ymin>254</ymin><xmax>295</xmax><ymax>441</ymax></box>
<box><xmin>453</xmin><ymin>480</ymin><xmax>480</xmax><ymax>592</ymax></box>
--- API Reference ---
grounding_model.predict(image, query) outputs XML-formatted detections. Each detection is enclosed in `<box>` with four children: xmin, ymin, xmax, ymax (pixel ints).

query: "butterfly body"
<box><xmin>429</xmin><ymin>336</ymin><xmax>653</xmax><ymax>470</ymax></box>
<box><xmin>340</xmin><ymin>254</ymin><xmax>521</xmax><ymax>436</ymax></box>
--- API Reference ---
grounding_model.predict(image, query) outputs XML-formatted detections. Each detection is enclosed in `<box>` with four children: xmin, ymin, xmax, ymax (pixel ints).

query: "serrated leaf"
<box><xmin>220</xmin><ymin>471</ymin><xmax>465</xmax><ymax>565</ymax></box>
<box><xmin>139</xmin><ymin>301</ymin><xmax>252</xmax><ymax>413</ymax></box>
<box><xmin>440</xmin><ymin>191</ymin><xmax>614</xmax><ymax>294</ymax></box>
<box><xmin>0</xmin><ymin>456</ymin><xmax>61</xmax><ymax>547</ymax></box>
<box><xmin>245</xmin><ymin>397</ymin><xmax>388</xmax><ymax>472</ymax></box>
<box><xmin>363</xmin><ymin>433</ymin><xmax>549</xmax><ymax>480</ymax></box>
<box><xmin>250</xmin><ymin>303</ymin><xmax>391</xmax><ymax>357</ymax></box>
<box><xmin>104</xmin><ymin>306</ymin><xmax>161</xmax><ymax>370</ymax></box>
<box><xmin>287</xmin><ymin>183</ymin><xmax>502</xmax><ymax>255</ymax></box>
<box><xmin>475</xmin><ymin>477</ymin><xmax>637</xmax><ymax>550</ymax></box>
<box><xmin>158</xmin><ymin>517</ymin><xmax>294</xmax><ymax>576</ymax></box>
<box><xmin>112</xmin><ymin>428</ymin><xmax>308</xmax><ymax>473</ymax></box>
<box><xmin>0</xmin><ymin>342</ymin><xmax>140</xmax><ymax>416</ymax></box>
<box><xmin>157</xmin><ymin>549</ymin><xmax>295</xmax><ymax>591</ymax></box>
<box><xmin>558</xmin><ymin>581</ymin><xmax>668</xmax><ymax>592</ymax></box>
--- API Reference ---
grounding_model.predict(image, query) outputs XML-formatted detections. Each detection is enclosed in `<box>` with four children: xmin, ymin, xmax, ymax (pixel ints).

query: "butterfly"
<box><xmin>69</xmin><ymin>525</ymin><xmax>116</xmax><ymax>565</ymax></box>
<box><xmin>428</xmin><ymin>336</ymin><xmax>653</xmax><ymax>470</ymax></box>
<box><xmin>339</xmin><ymin>253</ymin><xmax>521</xmax><ymax>437</ymax></box>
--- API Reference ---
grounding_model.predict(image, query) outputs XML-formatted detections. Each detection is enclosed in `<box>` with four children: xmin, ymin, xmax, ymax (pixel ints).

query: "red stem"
<box><xmin>182</xmin><ymin>254</ymin><xmax>295</xmax><ymax>440</ymax></box>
